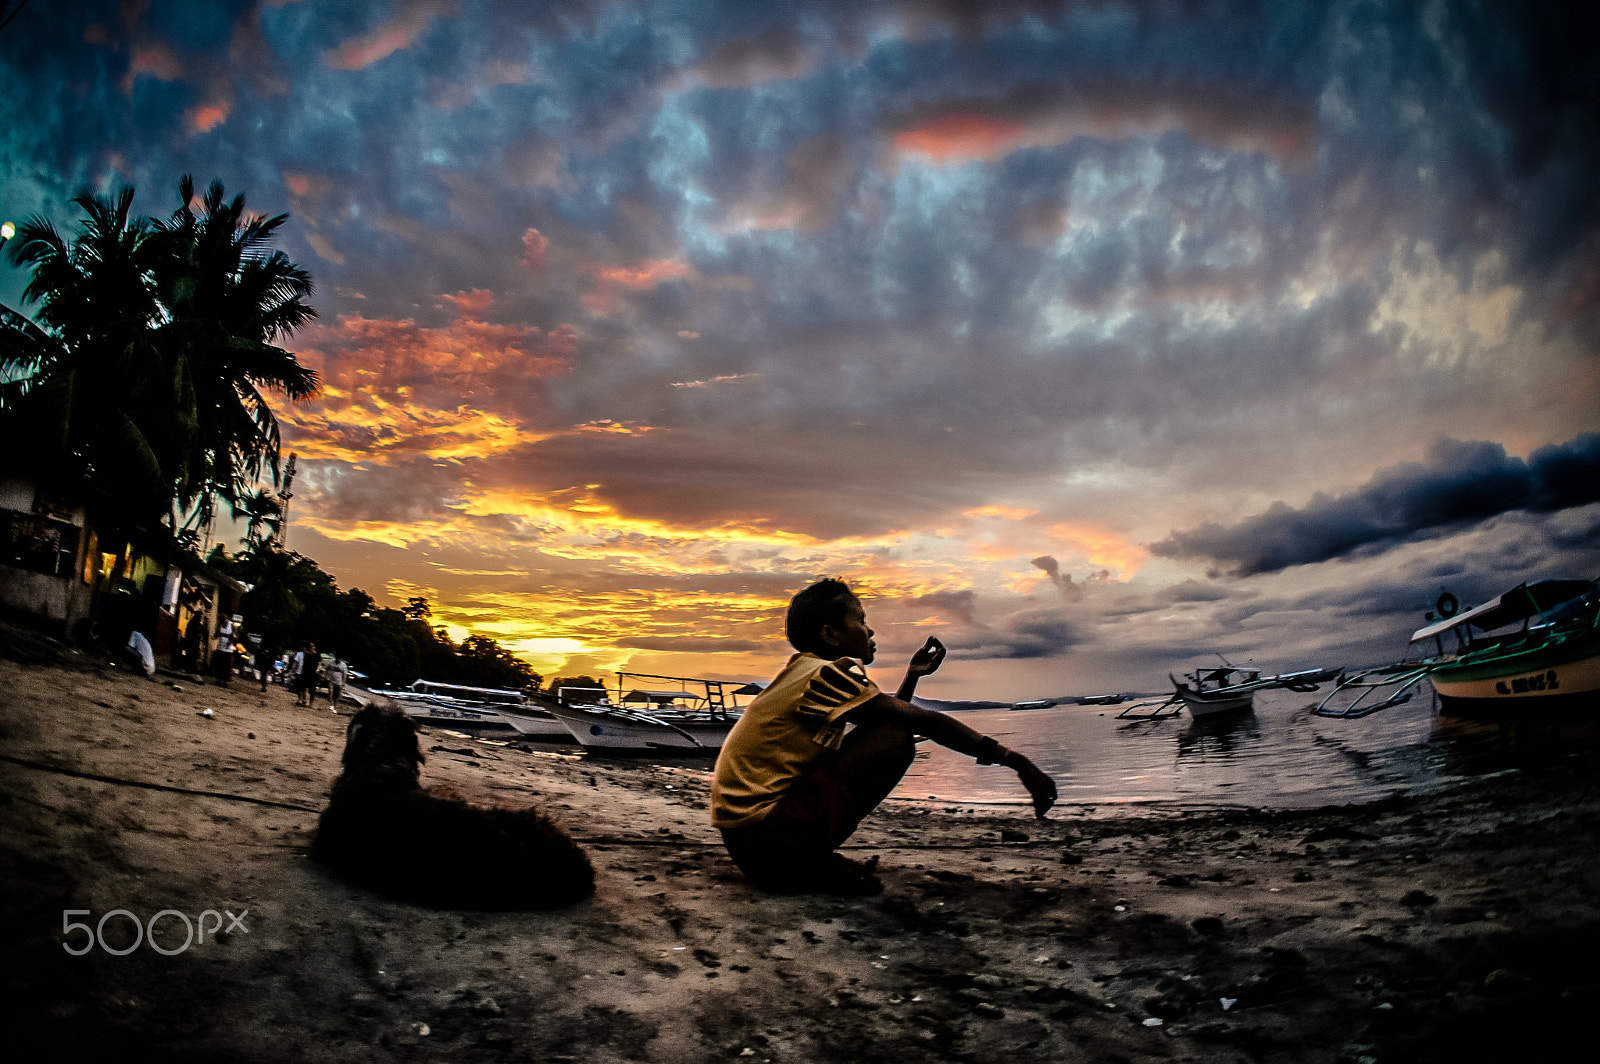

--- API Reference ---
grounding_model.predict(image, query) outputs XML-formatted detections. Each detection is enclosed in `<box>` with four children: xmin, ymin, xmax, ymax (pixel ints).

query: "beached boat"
<box><xmin>382</xmin><ymin>691</ymin><xmax>513</xmax><ymax>730</ymax></box>
<box><xmin>491</xmin><ymin>705</ymin><xmax>573</xmax><ymax>739</ymax></box>
<box><xmin>1316</xmin><ymin>578</ymin><xmax>1600</xmax><ymax>718</ymax></box>
<box><xmin>1118</xmin><ymin>664</ymin><xmax>1342</xmax><ymax>720</ymax></box>
<box><xmin>533</xmin><ymin>672</ymin><xmax>754</xmax><ymax>753</ymax></box>
<box><xmin>377</xmin><ymin>680</ymin><xmax>533</xmax><ymax>732</ymax></box>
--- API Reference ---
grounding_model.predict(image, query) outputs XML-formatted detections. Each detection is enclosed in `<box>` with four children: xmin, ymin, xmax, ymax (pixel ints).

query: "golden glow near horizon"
<box><xmin>266</xmin><ymin>286</ymin><xmax>1172</xmax><ymax>688</ymax></box>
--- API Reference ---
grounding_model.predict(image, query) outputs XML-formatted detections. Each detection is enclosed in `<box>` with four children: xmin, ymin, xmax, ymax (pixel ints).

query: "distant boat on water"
<box><xmin>1010</xmin><ymin>699</ymin><xmax>1057</xmax><ymax>711</ymax></box>
<box><xmin>1118</xmin><ymin>664</ymin><xmax>1342</xmax><ymax>721</ymax></box>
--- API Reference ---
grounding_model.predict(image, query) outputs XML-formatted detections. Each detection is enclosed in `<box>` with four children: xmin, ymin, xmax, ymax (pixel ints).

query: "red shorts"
<box><xmin>720</xmin><ymin>761</ymin><xmax>865</xmax><ymax>886</ymax></box>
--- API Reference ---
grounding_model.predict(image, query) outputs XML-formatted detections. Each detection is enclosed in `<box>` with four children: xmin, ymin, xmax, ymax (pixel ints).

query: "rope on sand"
<box><xmin>1</xmin><ymin>755</ymin><xmax>1062</xmax><ymax>851</ymax></box>
<box><xmin>574</xmin><ymin>836</ymin><xmax>1061</xmax><ymax>850</ymax></box>
<box><xmin>0</xmin><ymin>754</ymin><xmax>323</xmax><ymax>813</ymax></box>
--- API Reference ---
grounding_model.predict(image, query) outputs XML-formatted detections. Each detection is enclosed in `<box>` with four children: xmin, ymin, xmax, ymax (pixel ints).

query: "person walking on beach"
<box><xmin>182</xmin><ymin>611</ymin><xmax>205</xmax><ymax>672</ymax></box>
<box><xmin>256</xmin><ymin>641</ymin><xmax>275</xmax><ymax>692</ymax></box>
<box><xmin>213</xmin><ymin>616</ymin><xmax>236</xmax><ymax>687</ymax></box>
<box><xmin>294</xmin><ymin>642</ymin><xmax>321</xmax><ymax>707</ymax></box>
<box><xmin>325</xmin><ymin>655</ymin><xmax>348</xmax><ymax>710</ymax></box>
<box><xmin>711</xmin><ymin>578</ymin><xmax>1058</xmax><ymax>896</ymax></box>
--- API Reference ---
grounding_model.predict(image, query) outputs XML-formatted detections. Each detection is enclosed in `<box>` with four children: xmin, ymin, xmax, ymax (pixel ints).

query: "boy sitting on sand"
<box><xmin>712</xmin><ymin>578</ymin><xmax>1057</xmax><ymax>895</ymax></box>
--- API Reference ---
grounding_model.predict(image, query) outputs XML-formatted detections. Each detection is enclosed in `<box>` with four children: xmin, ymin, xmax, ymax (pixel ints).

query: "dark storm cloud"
<box><xmin>909</xmin><ymin>589</ymin><xmax>979</xmax><ymax>626</ymax></box>
<box><xmin>1150</xmin><ymin>435</ymin><xmax>1600</xmax><ymax>576</ymax></box>
<box><xmin>950</xmin><ymin>607</ymin><xmax>1078</xmax><ymax>661</ymax></box>
<box><xmin>1031</xmin><ymin>555</ymin><xmax>1110</xmax><ymax>602</ymax></box>
<box><xmin>689</xmin><ymin>25</ymin><xmax>815</xmax><ymax>88</ymax></box>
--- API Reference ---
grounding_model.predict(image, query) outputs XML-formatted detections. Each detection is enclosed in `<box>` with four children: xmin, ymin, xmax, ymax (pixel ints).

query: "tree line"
<box><xmin>207</xmin><ymin>544</ymin><xmax>542</xmax><ymax>690</ymax></box>
<box><xmin>1</xmin><ymin>178</ymin><xmax>549</xmax><ymax>691</ymax></box>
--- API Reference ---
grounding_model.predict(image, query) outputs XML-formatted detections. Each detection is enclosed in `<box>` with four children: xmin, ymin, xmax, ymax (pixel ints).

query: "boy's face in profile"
<box><xmin>823</xmin><ymin>597</ymin><xmax>876</xmax><ymax>665</ymax></box>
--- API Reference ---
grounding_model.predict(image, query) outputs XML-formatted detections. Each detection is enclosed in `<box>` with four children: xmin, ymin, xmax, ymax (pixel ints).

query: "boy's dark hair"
<box><xmin>785</xmin><ymin>578</ymin><xmax>860</xmax><ymax>654</ymax></box>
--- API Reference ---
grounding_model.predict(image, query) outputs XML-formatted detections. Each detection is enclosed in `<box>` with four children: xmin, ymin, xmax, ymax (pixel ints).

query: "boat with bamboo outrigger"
<box><xmin>369</xmin><ymin>679</ymin><xmax>571</xmax><ymax>737</ymax></box>
<box><xmin>1314</xmin><ymin>578</ymin><xmax>1600</xmax><ymax>719</ymax></box>
<box><xmin>530</xmin><ymin>672</ymin><xmax>761</xmax><ymax>752</ymax></box>
<box><xmin>1118</xmin><ymin>659</ymin><xmax>1343</xmax><ymax>720</ymax></box>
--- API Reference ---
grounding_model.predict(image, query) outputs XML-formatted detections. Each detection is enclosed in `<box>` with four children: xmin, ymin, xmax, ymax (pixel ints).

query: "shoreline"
<box><xmin>2</xmin><ymin>640</ymin><xmax>1597</xmax><ymax>1062</ymax></box>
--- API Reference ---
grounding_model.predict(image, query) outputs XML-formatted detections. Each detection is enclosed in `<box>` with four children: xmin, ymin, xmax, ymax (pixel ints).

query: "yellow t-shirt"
<box><xmin>711</xmin><ymin>653</ymin><xmax>881</xmax><ymax>830</ymax></box>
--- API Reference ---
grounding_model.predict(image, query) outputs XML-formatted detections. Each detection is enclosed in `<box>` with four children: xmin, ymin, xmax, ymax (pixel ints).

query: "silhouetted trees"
<box><xmin>212</xmin><ymin>546</ymin><xmax>541</xmax><ymax>690</ymax></box>
<box><xmin>0</xmin><ymin>177</ymin><xmax>317</xmax><ymax>574</ymax></box>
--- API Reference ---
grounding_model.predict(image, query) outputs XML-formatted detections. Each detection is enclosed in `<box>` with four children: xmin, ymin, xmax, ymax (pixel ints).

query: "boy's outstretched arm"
<box><xmin>849</xmin><ymin>692</ymin><xmax>1058</xmax><ymax>818</ymax></box>
<box><xmin>895</xmin><ymin>636</ymin><xmax>947</xmax><ymax>702</ymax></box>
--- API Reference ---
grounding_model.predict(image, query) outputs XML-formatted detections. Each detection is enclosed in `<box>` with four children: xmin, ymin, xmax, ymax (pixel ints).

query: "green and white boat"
<box><xmin>1316</xmin><ymin>578</ymin><xmax>1600</xmax><ymax>718</ymax></box>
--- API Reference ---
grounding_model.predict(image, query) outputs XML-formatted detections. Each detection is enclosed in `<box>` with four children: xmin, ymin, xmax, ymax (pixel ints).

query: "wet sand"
<box><xmin>2</xmin><ymin>630</ymin><xmax>1596</xmax><ymax>1063</ymax></box>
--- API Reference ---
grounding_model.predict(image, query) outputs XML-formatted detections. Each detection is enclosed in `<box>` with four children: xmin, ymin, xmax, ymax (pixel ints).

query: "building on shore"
<box><xmin>0</xmin><ymin>478</ymin><xmax>243</xmax><ymax>666</ymax></box>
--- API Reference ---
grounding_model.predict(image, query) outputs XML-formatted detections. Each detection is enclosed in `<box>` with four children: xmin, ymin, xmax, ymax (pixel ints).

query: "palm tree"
<box><xmin>0</xmin><ymin>188</ymin><xmax>172</xmax><ymax>555</ymax></box>
<box><xmin>0</xmin><ymin>177</ymin><xmax>319</xmax><ymax>578</ymax></box>
<box><xmin>236</xmin><ymin>488</ymin><xmax>285</xmax><ymax>550</ymax></box>
<box><xmin>151</xmin><ymin>176</ymin><xmax>319</xmax><ymax>528</ymax></box>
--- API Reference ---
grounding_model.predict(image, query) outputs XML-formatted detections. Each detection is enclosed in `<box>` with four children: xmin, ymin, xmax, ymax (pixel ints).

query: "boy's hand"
<box><xmin>1008</xmin><ymin>754</ymin><xmax>1057</xmax><ymax>818</ymax></box>
<box><xmin>907</xmin><ymin>636</ymin><xmax>947</xmax><ymax>678</ymax></box>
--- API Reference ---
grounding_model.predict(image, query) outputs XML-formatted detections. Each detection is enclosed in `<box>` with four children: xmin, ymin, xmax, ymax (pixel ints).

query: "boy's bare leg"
<box><xmin>822</xmin><ymin>719</ymin><xmax>916</xmax><ymax>848</ymax></box>
<box><xmin>720</xmin><ymin>720</ymin><xmax>915</xmax><ymax>894</ymax></box>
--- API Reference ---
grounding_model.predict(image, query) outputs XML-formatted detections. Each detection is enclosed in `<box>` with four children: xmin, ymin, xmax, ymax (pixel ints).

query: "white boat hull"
<box><xmin>393</xmin><ymin>702</ymin><xmax>512</xmax><ymax>730</ymax></box>
<box><xmin>542</xmin><ymin>703</ymin><xmax>736</xmax><ymax>751</ymax></box>
<box><xmin>1174</xmin><ymin>686</ymin><xmax>1254</xmax><ymax>717</ymax></box>
<box><xmin>494</xmin><ymin>707</ymin><xmax>574</xmax><ymax>738</ymax></box>
<box><xmin>376</xmin><ymin>690</ymin><xmax>514</xmax><ymax>730</ymax></box>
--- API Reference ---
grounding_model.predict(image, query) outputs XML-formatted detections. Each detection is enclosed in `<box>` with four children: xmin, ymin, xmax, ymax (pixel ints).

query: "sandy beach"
<box><xmin>2</xmin><ymin>628</ymin><xmax>1596</xmax><ymax>1063</ymax></box>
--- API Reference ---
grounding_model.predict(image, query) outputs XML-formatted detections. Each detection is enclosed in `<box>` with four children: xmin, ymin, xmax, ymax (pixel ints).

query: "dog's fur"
<box><xmin>311</xmin><ymin>704</ymin><xmax>595</xmax><ymax>909</ymax></box>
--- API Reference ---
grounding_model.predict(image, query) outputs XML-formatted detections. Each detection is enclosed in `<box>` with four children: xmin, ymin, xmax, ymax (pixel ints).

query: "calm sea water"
<box><xmin>893</xmin><ymin>687</ymin><xmax>1600</xmax><ymax>812</ymax></box>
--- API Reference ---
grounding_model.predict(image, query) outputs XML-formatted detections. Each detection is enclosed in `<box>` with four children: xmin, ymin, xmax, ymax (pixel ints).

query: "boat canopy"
<box><xmin>1192</xmin><ymin>666</ymin><xmax>1259</xmax><ymax>683</ymax></box>
<box><xmin>621</xmin><ymin>688</ymin><xmax>695</xmax><ymax>704</ymax></box>
<box><xmin>1409</xmin><ymin>579</ymin><xmax>1597</xmax><ymax>644</ymax></box>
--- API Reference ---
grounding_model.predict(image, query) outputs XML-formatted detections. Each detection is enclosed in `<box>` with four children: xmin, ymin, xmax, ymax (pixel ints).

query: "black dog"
<box><xmin>312</xmin><ymin>705</ymin><xmax>595</xmax><ymax>909</ymax></box>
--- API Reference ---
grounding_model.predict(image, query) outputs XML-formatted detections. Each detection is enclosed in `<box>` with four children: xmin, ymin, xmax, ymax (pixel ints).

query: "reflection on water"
<box><xmin>1430</xmin><ymin>706</ymin><xmax>1600</xmax><ymax>777</ymax></box>
<box><xmin>894</xmin><ymin>687</ymin><xmax>1600</xmax><ymax>812</ymax></box>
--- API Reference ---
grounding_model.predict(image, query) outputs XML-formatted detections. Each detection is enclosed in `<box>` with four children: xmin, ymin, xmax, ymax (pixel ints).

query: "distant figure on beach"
<box><xmin>181</xmin><ymin>612</ymin><xmax>205</xmax><ymax>671</ymax></box>
<box><xmin>213</xmin><ymin>616</ymin><xmax>235</xmax><ymax>686</ymax></box>
<box><xmin>712</xmin><ymin>578</ymin><xmax>1058</xmax><ymax>895</ymax></box>
<box><xmin>123</xmin><ymin>629</ymin><xmax>156</xmax><ymax>679</ymax></box>
<box><xmin>294</xmin><ymin>642</ymin><xmax>321</xmax><ymax>707</ymax></box>
<box><xmin>326</xmin><ymin>655</ymin><xmax>349</xmax><ymax>709</ymax></box>
<box><xmin>255</xmin><ymin>642</ymin><xmax>275</xmax><ymax>692</ymax></box>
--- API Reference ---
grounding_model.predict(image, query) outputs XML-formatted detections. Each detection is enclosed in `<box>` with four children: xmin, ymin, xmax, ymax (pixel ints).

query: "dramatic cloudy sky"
<box><xmin>3</xmin><ymin>0</ymin><xmax>1597</xmax><ymax>699</ymax></box>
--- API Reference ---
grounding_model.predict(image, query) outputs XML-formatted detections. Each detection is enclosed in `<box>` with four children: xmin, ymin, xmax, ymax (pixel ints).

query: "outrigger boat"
<box><xmin>1119</xmin><ymin>662</ymin><xmax>1342</xmax><ymax>720</ymax></box>
<box><xmin>532</xmin><ymin>672</ymin><xmax>756</xmax><ymax>753</ymax></box>
<box><xmin>1315</xmin><ymin>578</ymin><xmax>1600</xmax><ymax>718</ymax></box>
<box><xmin>375</xmin><ymin>679</ymin><xmax>568</xmax><ymax>736</ymax></box>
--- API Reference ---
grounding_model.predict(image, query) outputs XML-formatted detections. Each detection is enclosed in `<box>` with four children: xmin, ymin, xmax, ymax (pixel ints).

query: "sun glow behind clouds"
<box><xmin>1048</xmin><ymin>522</ymin><xmax>1149</xmax><ymax>579</ymax></box>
